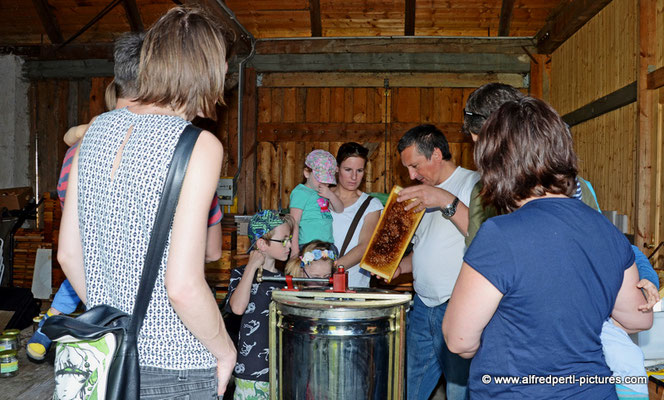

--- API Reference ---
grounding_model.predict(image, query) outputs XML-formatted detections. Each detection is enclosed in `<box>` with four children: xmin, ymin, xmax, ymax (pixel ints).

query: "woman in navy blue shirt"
<box><xmin>442</xmin><ymin>97</ymin><xmax>653</xmax><ymax>399</ymax></box>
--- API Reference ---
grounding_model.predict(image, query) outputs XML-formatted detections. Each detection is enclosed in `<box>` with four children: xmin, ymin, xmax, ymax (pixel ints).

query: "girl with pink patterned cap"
<box><xmin>289</xmin><ymin>149</ymin><xmax>344</xmax><ymax>259</ymax></box>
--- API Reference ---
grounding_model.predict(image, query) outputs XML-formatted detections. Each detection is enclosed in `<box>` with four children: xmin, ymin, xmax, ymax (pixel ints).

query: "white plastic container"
<box><xmin>631</xmin><ymin>310</ymin><xmax>664</xmax><ymax>360</ymax></box>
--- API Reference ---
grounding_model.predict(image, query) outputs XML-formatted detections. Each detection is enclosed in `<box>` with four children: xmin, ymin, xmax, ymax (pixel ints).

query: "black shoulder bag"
<box><xmin>43</xmin><ymin>124</ymin><xmax>202</xmax><ymax>400</ymax></box>
<box><xmin>339</xmin><ymin>195</ymin><xmax>374</xmax><ymax>257</ymax></box>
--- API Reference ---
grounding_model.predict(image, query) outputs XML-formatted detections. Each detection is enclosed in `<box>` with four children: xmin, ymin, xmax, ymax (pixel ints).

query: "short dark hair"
<box><xmin>113</xmin><ymin>32</ymin><xmax>145</xmax><ymax>99</ymax></box>
<box><xmin>336</xmin><ymin>142</ymin><xmax>369</xmax><ymax>166</ymax></box>
<box><xmin>397</xmin><ymin>124</ymin><xmax>452</xmax><ymax>161</ymax></box>
<box><xmin>475</xmin><ymin>97</ymin><xmax>578</xmax><ymax>213</ymax></box>
<box><xmin>463</xmin><ymin>83</ymin><xmax>524</xmax><ymax>135</ymax></box>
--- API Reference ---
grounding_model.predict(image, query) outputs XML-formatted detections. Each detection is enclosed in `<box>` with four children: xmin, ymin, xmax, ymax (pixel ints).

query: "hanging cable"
<box><xmin>383</xmin><ymin>78</ymin><xmax>390</xmax><ymax>191</ymax></box>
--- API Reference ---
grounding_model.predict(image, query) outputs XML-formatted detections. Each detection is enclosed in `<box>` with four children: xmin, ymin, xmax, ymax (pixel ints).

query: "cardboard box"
<box><xmin>0</xmin><ymin>187</ymin><xmax>33</xmax><ymax>211</ymax></box>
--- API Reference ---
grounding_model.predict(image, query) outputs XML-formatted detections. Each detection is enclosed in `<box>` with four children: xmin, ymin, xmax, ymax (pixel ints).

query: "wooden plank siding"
<box><xmin>550</xmin><ymin>0</ymin><xmax>639</xmax><ymax>237</ymax></box>
<box><xmin>254</xmin><ymin>84</ymin><xmax>478</xmax><ymax>211</ymax></box>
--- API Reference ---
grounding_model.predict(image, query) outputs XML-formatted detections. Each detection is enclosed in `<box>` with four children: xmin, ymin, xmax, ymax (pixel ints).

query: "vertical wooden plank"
<box><xmin>420</xmin><ymin>88</ymin><xmax>434</xmax><ymax>123</ymax></box>
<box><xmin>331</xmin><ymin>87</ymin><xmax>345</xmax><ymax>123</ymax></box>
<box><xmin>282</xmin><ymin>142</ymin><xmax>297</xmax><ymax>210</ymax></box>
<box><xmin>434</xmin><ymin>87</ymin><xmax>452</xmax><ymax>123</ymax></box>
<box><xmin>257</xmin><ymin>142</ymin><xmax>272</xmax><ymax>210</ymax></box>
<box><xmin>258</xmin><ymin>87</ymin><xmax>271</xmax><ymax>123</ymax></box>
<box><xmin>365</xmin><ymin>88</ymin><xmax>376</xmax><ymax>123</ymax></box>
<box><xmin>353</xmin><ymin>88</ymin><xmax>367</xmax><ymax>123</ymax></box>
<box><xmin>344</xmin><ymin>88</ymin><xmax>354</xmax><ymax>123</ymax></box>
<box><xmin>320</xmin><ymin>88</ymin><xmax>330</xmax><ymax>123</ymax></box>
<box><xmin>89</xmin><ymin>77</ymin><xmax>110</xmax><ymax>117</ymax></box>
<box><xmin>283</xmin><ymin>88</ymin><xmax>297</xmax><ymax>123</ymax></box>
<box><xmin>295</xmin><ymin>88</ymin><xmax>307</xmax><ymax>122</ymax></box>
<box><xmin>636</xmin><ymin>0</ymin><xmax>655</xmax><ymax>250</ymax></box>
<box><xmin>392</xmin><ymin>88</ymin><xmax>420</xmax><ymax>123</ymax></box>
<box><xmin>271</xmin><ymin>143</ymin><xmax>280</xmax><ymax>210</ymax></box>
<box><xmin>239</xmin><ymin>68</ymin><xmax>258</xmax><ymax>214</ymax></box>
<box><xmin>77</xmin><ymin>78</ymin><xmax>92</xmax><ymax>125</ymax></box>
<box><xmin>306</xmin><ymin>88</ymin><xmax>321</xmax><ymax>123</ymax></box>
<box><xmin>271</xmin><ymin>88</ymin><xmax>284</xmax><ymax>123</ymax></box>
<box><xmin>453</xmin><ymin>88</ymin><xmax>469</xmax><ymax>123</ymax></box>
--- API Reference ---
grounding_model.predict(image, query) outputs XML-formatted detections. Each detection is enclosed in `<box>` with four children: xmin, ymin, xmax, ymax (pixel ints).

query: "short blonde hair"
<box><xmin>135</xmin><ymin>6</ymin><xmax>227</xmax><ymax>120</ymax></box>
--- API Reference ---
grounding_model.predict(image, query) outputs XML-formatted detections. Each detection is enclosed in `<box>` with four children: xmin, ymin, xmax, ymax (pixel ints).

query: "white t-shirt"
<box><xmin>412</xmin><ymin>166</ymin><xmax>479</xmax><ymax>307</ymax></box>
<box><xmin>331</xmin><ymin>192</ymin><xmax>383</xmax><ymax>287</ymax></box>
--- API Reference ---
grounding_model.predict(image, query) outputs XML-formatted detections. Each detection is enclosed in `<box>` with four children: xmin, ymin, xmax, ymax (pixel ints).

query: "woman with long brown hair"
<box><xmin>442</xmin><ymin>97</ymin><xmax>652</xmax><ymax>399</ymax></box>
<box><xmin>330</xmin><ymin>142</ymin><xmax>383</xmax><ymax>287</ymax></box>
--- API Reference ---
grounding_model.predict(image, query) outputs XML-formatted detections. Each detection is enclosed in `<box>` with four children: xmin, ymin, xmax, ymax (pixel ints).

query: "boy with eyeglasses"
<box><xmin>225</xmin><ymin>210</ymin><xmax>294</xmax><ymax>399</ymax></box>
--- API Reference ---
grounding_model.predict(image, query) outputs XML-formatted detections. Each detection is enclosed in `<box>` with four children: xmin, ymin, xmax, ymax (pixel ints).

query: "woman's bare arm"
<box><xmin>164</xmin><ymin>130</ymin><xmax>236</xmax><ymax>363</ymax></box>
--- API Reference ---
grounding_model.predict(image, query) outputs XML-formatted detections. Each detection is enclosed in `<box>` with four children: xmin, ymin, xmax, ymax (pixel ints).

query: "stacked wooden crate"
<box><xmin>206</xmin><ymin>217</ymin><xmax>236</xmax><ymax>303</ymax></box>
<box><xmin>12</xmin><ymin>229</ymin><xmax>49</xmax><ymax>288</ymax></box>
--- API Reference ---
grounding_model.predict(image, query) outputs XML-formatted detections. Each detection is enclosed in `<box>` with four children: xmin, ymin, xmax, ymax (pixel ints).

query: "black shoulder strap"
<box><xmin>130</xmin><ymin>124</ymin><xmax>202</xmax><ymax>335</ymax></box>
<box><xmin>339</xmin><ymin>195</ymin><xmax>374</xmax><ymax>257</ymax></box>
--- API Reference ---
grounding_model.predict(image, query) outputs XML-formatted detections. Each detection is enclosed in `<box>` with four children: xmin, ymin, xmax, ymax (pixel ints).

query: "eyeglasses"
<box><xmin>463</xmin><ymin>109</ymin><xmax>486</xmax><ymax>119</ymax></box>
<box><xmin>267</xmin><ymin>235</ymin><xmax>292</xmax><ymax>247</ymax></box>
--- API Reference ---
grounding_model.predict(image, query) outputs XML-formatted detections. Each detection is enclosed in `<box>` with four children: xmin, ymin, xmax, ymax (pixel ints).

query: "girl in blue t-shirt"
<box><xmin>289</xmin><ymin>150</ymin><xmax>344</xmax><ymax>259</ymax></box>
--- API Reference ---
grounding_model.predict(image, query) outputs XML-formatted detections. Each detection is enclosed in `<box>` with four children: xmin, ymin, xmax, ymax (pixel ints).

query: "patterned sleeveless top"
<box><xmin>77</xmin><ymin>108</ymin><xmax>216</xmax><ymax>369</ymax></box>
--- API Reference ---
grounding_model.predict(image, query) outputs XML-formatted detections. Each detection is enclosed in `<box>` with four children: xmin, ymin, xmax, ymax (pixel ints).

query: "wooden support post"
<box><xmin>636</xmin><ymin>0</ymin><xmax>656</xmax><ymax>251</ymax></box>
<box><xmin>309</xmin><ymin>0</ymin><xmax>322</xmax><ymax>37</ymax></box>
<box><xmin>238</xmin><ymin>68</ymin><xmax>258</xmax><ymax>215</ymax></box>
<box><xmin>404</xmin><ymin>0</ymin><xmax>416</xmax><ymax>36</ymax></box>
<box><xmin>498</xmin><ymin>0</ymin><xmax>516</xmax><ymax>37</ymax></box>
<box><xmin>529</xmin><ymin>54</ymin><xmax>550</xmax><ymax>101</ymax></box>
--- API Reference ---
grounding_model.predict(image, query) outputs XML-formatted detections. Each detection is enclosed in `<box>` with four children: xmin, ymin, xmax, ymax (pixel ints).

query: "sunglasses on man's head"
<box><xmin>267</xmin><ymin>235</ymin><xmax>292</xmax><ymax>247</ymax></box>
<box><xmin>463</xmin><ymin>109</ymin><xmax>486</xmax><ymax>119</ymax></box>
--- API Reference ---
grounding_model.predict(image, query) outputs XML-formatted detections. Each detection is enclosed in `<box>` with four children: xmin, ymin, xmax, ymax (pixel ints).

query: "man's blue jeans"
<box><xmin>407</xmin><ymin>295</ymin><xmax>471</xmax><ymax>400</ymax></box>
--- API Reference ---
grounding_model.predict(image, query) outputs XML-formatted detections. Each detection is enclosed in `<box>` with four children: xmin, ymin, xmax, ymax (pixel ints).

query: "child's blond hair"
<box><xmin>285</xmin><ymin>240</ymin><xmax>337</xmax><ymax>278</ymax></box>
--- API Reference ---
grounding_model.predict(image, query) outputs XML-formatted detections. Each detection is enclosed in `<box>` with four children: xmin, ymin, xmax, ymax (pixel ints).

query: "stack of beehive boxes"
<box><xmin>12</xmin><ymin>229</ymin><xmax>49</xmax><ymax>288</ymax></box>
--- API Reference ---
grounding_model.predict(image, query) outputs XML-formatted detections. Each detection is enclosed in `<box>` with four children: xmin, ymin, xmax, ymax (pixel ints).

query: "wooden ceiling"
<box><xmin>0</xmin><ymin>0</ymin><xmax>610</xmax><ymax>60</ymax></box>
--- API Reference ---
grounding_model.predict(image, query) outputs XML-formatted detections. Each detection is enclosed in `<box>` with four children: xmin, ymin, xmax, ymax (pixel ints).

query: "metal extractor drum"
<box><xmin>269</xmin><ymin>289</ymin><xmax>411</xmax><ymax>399</ymax></box>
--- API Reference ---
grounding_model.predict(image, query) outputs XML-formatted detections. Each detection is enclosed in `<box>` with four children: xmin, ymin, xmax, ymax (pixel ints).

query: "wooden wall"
<box><xmin>254</xmin><ymin>77</ymin><xmax>480</xmax><ymax>211</ymax></box>
<box><xmin>550</xmin><ymin>0</ymin><xmax>664</xmax><ymax>275</ymax></box>
<box><xmin>550</xmin><ymin>0</ymin><xmax>638</xmax><ymax>232</ymax></box>
<box><xmin>29</xmin><ymin>77</ymin><xmax>111</xmax><ymax>198</ymax></box>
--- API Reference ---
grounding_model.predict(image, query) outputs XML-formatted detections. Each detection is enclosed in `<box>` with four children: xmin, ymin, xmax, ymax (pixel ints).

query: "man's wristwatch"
<box><xmin>441</xmin><ymin>197</ymin><xmax>460</xmax><ymax>218</ymax></box>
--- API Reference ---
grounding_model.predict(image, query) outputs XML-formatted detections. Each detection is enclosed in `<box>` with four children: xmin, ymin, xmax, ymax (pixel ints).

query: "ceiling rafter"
<box><xmin>498</xmin><ymin>0</ymin><xmax>516</xmax><ymax>36</ymax></box>
<box><xmin>182</xmin><ymin>0</ymin><xmax>253</xmax><ymax>55</ymax></box>
<box><xmin>121</xmin><ymin>0</ymin><xmax>144</xmax><ymax>32</ymax></box>
<box><xmin>535</xmin><ymin>0</ymin><xmax>612</xmax><ymax>54</ymax></box>
<box><xmin>31</xmin><ymin>0</ymin><xmax>64</xmax><ymax>44</ymax></box>
<box><xmin>404</xmin><ymin>0</ymin><xmax>416</xmax><ymax>36</ymax></box>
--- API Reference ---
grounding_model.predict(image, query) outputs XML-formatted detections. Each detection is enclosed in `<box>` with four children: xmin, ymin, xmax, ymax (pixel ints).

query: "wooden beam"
<box><xmin>183</xmin><ymin>0</ymin><xmax>253</xmax><ymax>55</ymax></box>
<box><xmin>309</xmin><ymin>0</ymin><xmax>322</xmax><ymax>37</ymax></box>
<box><xmin>248</xmin><ymin>53</ymin><xmax>531</xmax><ymax>73</ymax></box>
<box><xmin>31</xmin><ymin>0</ymin><xmax>64</xmax><ymax>44</ymax></box>
<box><xmin>498</xmin><ymin>0</ymin><xmax>516</xmax><ymax>37</ymax></box>
<box><xmin>257</xmin><ymin>122</ymin><xmax>470</xmax><ymax>143</ymax></box>
<box><xmin>561</xmin><ymin>82</ymin><xmax>636</xmax><ymax>127</ymax></box>
<box><xmin>24</xmin><ymin>59</ymin><xmax>115</xmax><ymax>79</ymax></box>
<box><xmin>239</xmin><ymin>68</ymin><xmax>258</xmax><ymax>214</ymax></box>
<box><xmin>404</xmin><ymin>0</ymin><xmax>416</xmax><ymax>36</ymax></box>
<box><xmin>528</xmin><ymin>54</ymin><xmax>550</xmax><ymax>100</ymax></box>
<box><xmin>258</xmin><ymin>72</ymin><xmax>528</xmax><ymax>88</ymax></box>
<box><xmin>535</xmin><ymin>0</ymin><xmax>613</xmax><ymax>54</ymax></box>
<box><xmin>635</xmin><ymin>0</ymin><xmax>656</xmax><ymax>251</ymax></box>
<box><xmin>255</xmin><ymin>37</ymin><xmax>536</xmax><ymax>55</ymax></box>
<box><xmin>121</xmin><ymin>0</ymin><xmax>144</xmax><ymax>32</ymax></box>
<box><xmin>0</xmin><ymin>43</ymin><xmax>114</xmax><ymax>60</ymax></box>
<box><xmin>647</xmin><ymin>66</ymin><xmax>664</xmax><ymax>90</ymax></box>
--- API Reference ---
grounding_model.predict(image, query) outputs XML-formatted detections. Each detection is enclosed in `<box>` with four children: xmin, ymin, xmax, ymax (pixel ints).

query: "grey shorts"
<box><xmin>139</xmin><ymin>365</ymin><xmax>220</xmax><ymax>400</ymax></box>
